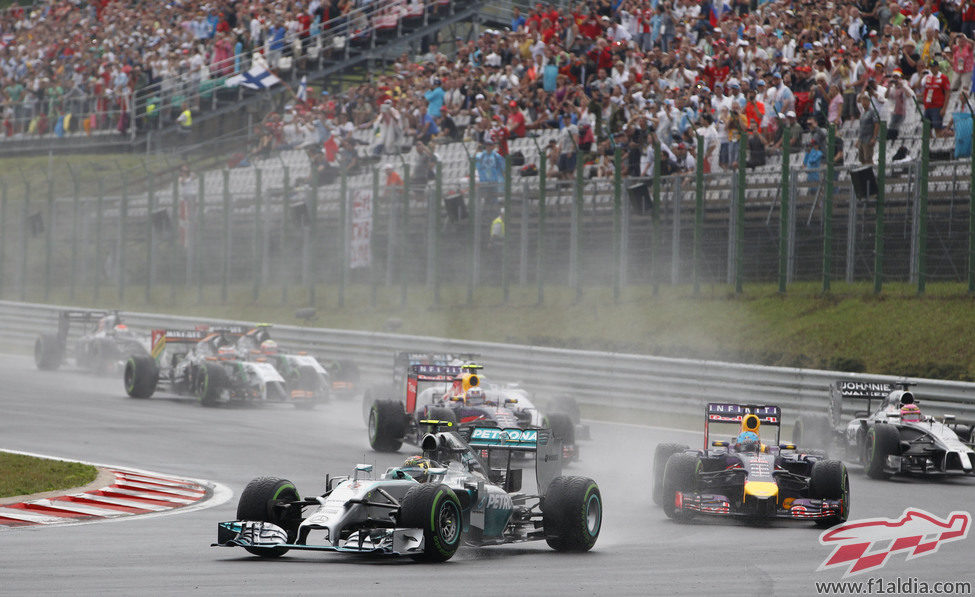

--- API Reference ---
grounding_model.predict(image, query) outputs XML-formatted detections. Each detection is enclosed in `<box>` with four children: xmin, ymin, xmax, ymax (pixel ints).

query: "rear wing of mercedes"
<box><xmin>704</xmin><ymin>403</ymin><xmax>782</xmax><ymax>449</ymax></box>
<box><xmin>460</xmin><ymin>426</ymin><xmax>563</xmax><ymax>495</ymax></box>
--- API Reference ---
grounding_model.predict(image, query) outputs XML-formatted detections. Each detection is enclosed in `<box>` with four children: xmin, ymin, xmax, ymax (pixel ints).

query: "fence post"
<box><xmin>572</xmin><ymin>140</ymin><xmax>583</xmax><ymax>302</ymax></box>
<box><xmin>281</xmin><ymin>166</ymin><xmax>290</xmax><ymax>304</ymax></box>
<box><xmin>970</xmin><ymin>133</ymin><xmax>975</xmax><ymax>292</ymax></box>
<box><xmin>613</xmin><ymin>146</ymin><xmax>623</xmax><ymax>302</ymax></box>
<box><xmin>875</xmin><ymin>122</ymin><xmax>887</xmax><ymax>294</ymax></box>
<box><xmin>735</xmin><ymin>135</ymin><xmax>746</xmax><ymax>293</ymax></box>
<box><xmin>778</xmin><ymin>127</ymin><xmax>790</xmax><ymax>294</ymax></box>
<box><xmin>652</xmin><ymin>140</ymin><xmax>661</xmax><ymax>295</ymax></box>
<box><xmin>400</xmin><ymin>164</ymin><xmax>410</xmax><ymax>307</ymax></box>
<box><xmin>309</xmin><ymin>166</ymin><xmax>319</xmax><ymax>307</ymax></box>
<box><xmin>339</xmin><ymin>170</ymin><xmax>347</xmax><ymax>308</ymax></box>
<box><xmin>918</xmin><ymin>119</ymin><xmax>929</xmax><ymax>295</ymax></box>
<box><xmin>146</xmin><ymin>170</ymin><xmax>155</xmax><ymax>303</ymax></box>
<box><xmin>0</xmin><ymin>180</ymin><xmax>5</xmax><ymax>299</ymax></box>
<box><xmin>537</xmin><ymin>152</ymin><xmax>547</xmax><ymax>306</ymax></box>
<box><xmin>433</xmin><ymin>161</ymin><xmax>442</xmax><ymax>305</ymax></box>
<box><xmin>503</xmin><ymin>153</ymin><xmax>512</xmax><ymax>302</ymax></box>
<box><xmin>118</xmin><ymin>175</ymin><xmax>128</xmax><ymax>304</ymax></box>
<box><xmin>94</xmin><ymin>179</ymin><xmax>104</xmax><ymax>303</ymax></box>
<box><xmin>371</xmin><ymin>167</ymin><xmax>379</xmax><ymax>307</ymax></box>
<box><xmin>221</xmin><ymin>169</ymin><xmax>230</xmax><ymax>303</ymax></box>
<box><xmin>196</xmin><ymin>171</ymin><xmax>205</xmax><ymax>303</ymax></box>
<box><xmin>253</xmin><ymin>168</ymin><xmax>263</xmax><ymax>301</ymax></box>
<box><xmin>170</xmin><ymin>173</ymin><xmax>178</xmax><ymax>304</ymax></box>
<box><xmin>694</xmin><ymin>135</ymin><xmax>704</xmax><ymax>296</ymax></box>
<box><xmin>19</xmin><ymin>178</ymin><xmax>29</xmax><ymax>301</ymax></box>
<box><xmin>824</xmin><ymin>124</ymin><xmax>835</xmax><ymax>292</ymax></box>
<box><xmin>468</xmin><ymin>156</ymin><xmax>477</xmax><ymax>305</ymax></box>
<box><xmin>69</xmin><ymin>168</ymin><xmax>80</xmax><ymax>301</ymax></box>
<box><xmin>44</xmin><ymin>177</ymin><xmax>54</xmax><ymax>301</ymax></box>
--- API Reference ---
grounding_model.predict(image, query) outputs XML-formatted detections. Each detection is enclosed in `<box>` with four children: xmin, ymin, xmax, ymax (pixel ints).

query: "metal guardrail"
<box><xmin>4</xmin><ymin>299</ymin><xmax>974</xmax><ymax>426</ymax></box>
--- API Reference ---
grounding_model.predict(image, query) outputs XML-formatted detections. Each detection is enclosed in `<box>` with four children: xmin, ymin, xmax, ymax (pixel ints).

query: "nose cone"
<box><xmin>744</xmin><ymin>481</ymin><xmax>779</xmax><ymax>500</ymax></box>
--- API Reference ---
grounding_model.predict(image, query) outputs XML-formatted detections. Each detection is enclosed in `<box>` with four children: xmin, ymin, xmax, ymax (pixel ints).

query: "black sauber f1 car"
<box><xmin>35</xmin><ymin>310</ymin><xmax>149</xmax><ymax>373</ymax></box>
<box><xmin>652</xmin><ymin>403</ymin><xmax>849</xmax><ymax>526</ymax></box>
<box><xmin>213</xmin><ymin>422</ymin><xmax>601</xmax><ymax>562</ymax></box>
<box><xmin>794</xmin><ymin>380</ymin><xmax>975</xmax><ymax>479</ymax></box>
<box><xmin>364</xmin><ymin>353</ymin><xmax>581</xmax><ymax>460</ymax></box>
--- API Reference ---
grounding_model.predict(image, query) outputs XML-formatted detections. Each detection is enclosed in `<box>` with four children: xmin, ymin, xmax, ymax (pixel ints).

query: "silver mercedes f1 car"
<box><xmin>213</xmin><ymin>422</ymin><xmax>601</xmax><ymax>562</ymax></box>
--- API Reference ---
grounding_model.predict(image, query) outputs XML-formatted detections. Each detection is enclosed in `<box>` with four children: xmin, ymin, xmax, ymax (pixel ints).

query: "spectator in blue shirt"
<box><xmin>424</xmin><ymin>80</ymin><xmax>445</xmax><ymax>118</ymax></box>
<box><xmin>511</xmin><ymin>7</ymin><xmax>526</xmax><ymax>32</ymax></box>
<box><xmin>475</xmin><ymin>141</ymin><xmax>505</xmax><ymax>183</ymax></box>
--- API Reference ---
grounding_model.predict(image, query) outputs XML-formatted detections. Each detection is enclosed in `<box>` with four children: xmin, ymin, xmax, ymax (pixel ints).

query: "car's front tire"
<box><xmin>810</xmin><ymin>459</ymin><xmax>850</xmax><ymax>527</ymax></box>
<box><xmin>124</xmin><ymin>355</ymin><xmax>158</xmax><ymax>398</ymax></box>
<box><xmin>662</xmin><ymin>452</ymin><xmax>699</xmax><ymax>522</ymax></box>
<box><xmin>368</xmin><ymin>400</ymin><xmax>406</xmax><ymax>452</ymax></box>
<box><xmin>399</xmin><ymin>483</ymin><xmax>462</xmax><ymax>562</ymax></box>
<box><xmin>34</xmin><ymin>333</ymin><xmax>63</xmax><ymax>370</ymax></box>
<box><xmin>236</xmin><ymin>476</ymin><xmax>302</xmax><ymax>558</ymax></box>
<box><xmin>543</xmin><ymin>476</ymin><xmax>601</xmax><ymax>552</ymax></box>
<box><xmin>652</xmin><ymin>443</ymin><xmax>689</xmax><ymax>505</ymax></box>
<box><xmin>864</xmin><ymin>424</ymin><xmax>899</xmax><ymax>479</ymax></box>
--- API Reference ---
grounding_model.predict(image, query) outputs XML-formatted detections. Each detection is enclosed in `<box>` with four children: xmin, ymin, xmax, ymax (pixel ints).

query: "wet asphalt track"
<box><xmin>2</xmin><ymin>354</ymin><xmax>974</xmax><ymax>597</ymax></box>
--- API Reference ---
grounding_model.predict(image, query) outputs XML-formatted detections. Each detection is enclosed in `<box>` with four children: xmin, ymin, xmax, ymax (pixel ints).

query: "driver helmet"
<box><xmin>734</xmin><ymin>430</ymin><xmax>761</xmax><ymax>452</ymax></box>
<box><xmin>465</xmin><ymin>386</ymin><xmax>486</xmax><ymax>406</ymax></box>
<box><xmin>217</xmin><ymin>346</ymin><xmax>237</xmax><ymax>360</ymax></box>
<box><xmin>402</xmin><ymin>455</ymin><xmax>437</xmax><ymax>483</ymax></box>
<box><xmin>260</xmin><ymin>339</ymin><xmax>279</xmax><ymax>354</ymax></box>
<box><xmin>900</xmin><ymin>403</ymin><xmax>922</xmax><ymax>422</ymax></box>
<box><xmin>114</xmin><ymin>324</ymin><xmax>128</xmax><ymax>333</ymax></box>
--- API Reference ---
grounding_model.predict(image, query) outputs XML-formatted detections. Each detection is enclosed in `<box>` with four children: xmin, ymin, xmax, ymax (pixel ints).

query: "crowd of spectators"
<box><xmin>0</xmin><ymin>0</ymin><xmax>364</xmax><ymax>137</ymax></box>
<box><xmin>262</xmin><ymin>0</ymin><xmax>975</xmax><ymax>184</ymax></box>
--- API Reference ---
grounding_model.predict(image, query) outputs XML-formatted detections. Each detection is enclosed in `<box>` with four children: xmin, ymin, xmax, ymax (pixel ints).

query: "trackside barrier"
<box><xmin>5</xmin><ymin>300</ymin><xmax>975</xmax><ymax>426</ymax></box>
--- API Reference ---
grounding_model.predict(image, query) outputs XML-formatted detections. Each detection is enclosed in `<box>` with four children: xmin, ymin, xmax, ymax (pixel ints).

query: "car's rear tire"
<box><xmin>662</xmin><ymin>452</ymin><xmax>699</xmax><ymax>522</ymax></box>
<box><xmin>398</xmin><ymin>483</ymin><xmax>462</xmax><ymax>562</ymax></box>
<box><xmin>198</xmin><ymin>362</ymin><xmax>229</xmax><ymax>407</ymax></box>
<box><xmin>546</xmin><ymin>412</ymin><xmax>575</xmax><ymax>447</ymax></box>
<box><xmin>810</xmin><ymin>459</ymin><xmax>850</xmax><ymax>527</ymax></box>
<box><xmin>864</xmin><ymin>424</ymin><xmax>899</xmax><ymax>479</ymax></box>
<box><xmin>794</xmin><ymin>415</ymin><xmax>832</xmax><ymax>450</ymax></box>
<box><xmin>34</xmin><ymin>333</ymin><xmax>63</xmax><ymax>370</ymax></box>
<box><xmin>652</xmin><ymin>443</ymin><xmax>689</xmax><ymax>505</ymax></box>
<box><xmin>543</xmin><ymin>476</ymin><xmax>601</xmax><ymax>552</ymax></box>
<box><xmin>236</xmin><ymin>476</ymin><xmax>302</xmax><ymax>558</ymax></box>
<box><xmin>368</xmin><ymin>400</ymin><xmax>406</xmax><ymax>452</ymax></box>
<box><xmin>124</xmin><ymin>355</ymin><xmax>158</xmax><ymax>398</ymax></box>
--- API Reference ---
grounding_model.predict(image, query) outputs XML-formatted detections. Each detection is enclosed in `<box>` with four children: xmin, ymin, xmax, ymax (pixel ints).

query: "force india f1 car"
<box><xmin>364</xmin><ymin>353</ymin><xmax>582</xmax><ymax>460</ymax></box>
<box><xmin>213</xmin><ymin>423</ymin><xmax>601</xmax><ymax>562</ymax></box>
<box><xmin>793</xmin><ymin>381</ymin><xmax>975</xmax><ymax>479</ymax></box>
<box><xmin>652</xmin><ymin>403</ymin><xmax>849</xmax><ymax>526</ymax></box>
<box><xmin>123</xmin><ymin>326</ymin><xmax>324</xmax><ymax>408</ymax></box>
<box><xmin>35</xmin><ymin>310</ymin><xmax>149</xmax><ymax>373</ymax></box>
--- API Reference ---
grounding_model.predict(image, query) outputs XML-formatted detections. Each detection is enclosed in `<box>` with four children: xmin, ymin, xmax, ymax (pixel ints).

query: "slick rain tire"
<box><xmin>864</xmin><ymin>424</ymin><xmax>900</xmax><ymax>479</ymax></box>
<box><xmin>652</xmin><ymin>443</ymin><xmax>689</xmax><ymax>505</ymax></box>
<box><xmin>236</xmin><ymin>476</ymin><xmax>302</xmax><ymax>558</ymax></box>
<box><xmin>662</xmin><ymin>452</ymin><xmax>700</xmax><ymax>522</ymax></box>
<box><xmin>124</xmin><ymin>355</ymin><xmax>159</xmax><ymax>399</ymax></box>
<box><xmin>198</xmin><ymin>362</ymin><xmax>230</xmax><ymax>407</ymax></box>
<box><xmin>810</xmin><ymin>459</ymin><xmax>850</xmax><ymax>527</ymax></box>
<box><xmin>34</xmin><ymin>333</ymin><xmax>63</xmax><ymax>371</ymax></box>
<box><xmin>368</xmin><ymin>400</ymin><xmax>406</xmax><ymax>452</ymax></box>
<box><xmin>542</xmin><ymin>476</ymin><xmax>602</xmax><ymax>552</ymax></box>
<box><xmin>398</xmin><ymin>483</ymin><xmax>463</xmax><ymax>562</ymax></box>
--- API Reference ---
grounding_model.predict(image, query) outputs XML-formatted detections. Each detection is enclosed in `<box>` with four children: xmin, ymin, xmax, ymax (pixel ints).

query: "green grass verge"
<box><xmin>0</xmin><ymin>452</ymin><xmax>98</xmax><ymax>499</ymax></box>
<box><xmin>17</xmin><ymin>279</ymin><xmax>975</xmax><ymax>381</ymax></box>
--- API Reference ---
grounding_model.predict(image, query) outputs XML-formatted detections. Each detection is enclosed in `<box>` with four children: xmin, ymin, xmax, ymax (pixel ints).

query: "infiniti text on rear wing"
<box><xmin>704</xmin><ymin>403</ymin><xmax>782</xmax><ymax>448</ymax></box>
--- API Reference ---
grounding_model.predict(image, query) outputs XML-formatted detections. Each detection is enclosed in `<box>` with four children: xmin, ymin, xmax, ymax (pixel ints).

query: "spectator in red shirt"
<box><xmin>506</xmin><ymin>101</ymin><xmax>526</xmax><ymax>138</ymax></box>
<box><xmin>921</xmin><ymin>60</ymin><xmax>951</xmax><ymax>136</ymax></box>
